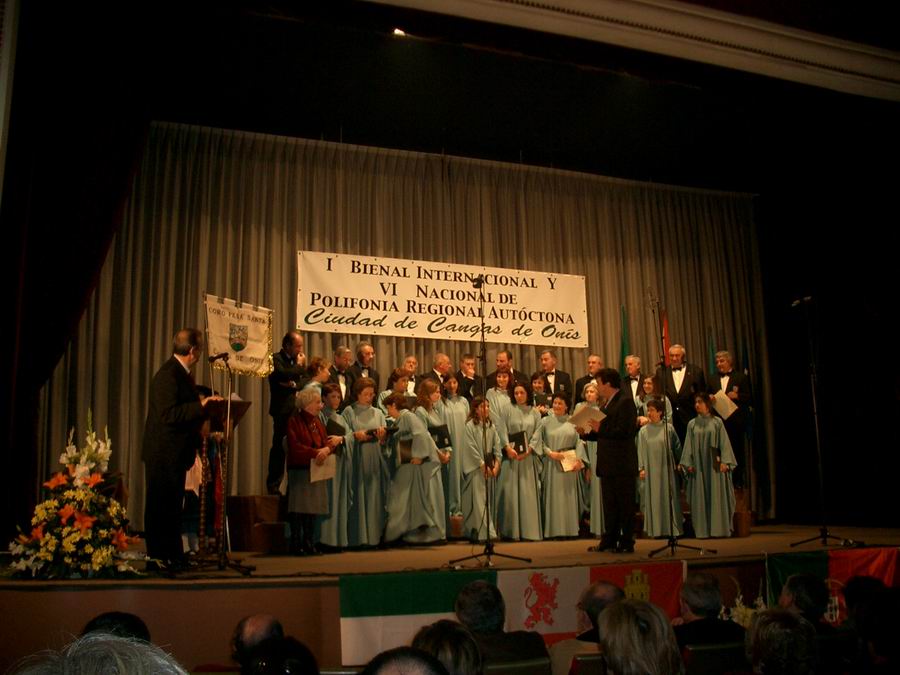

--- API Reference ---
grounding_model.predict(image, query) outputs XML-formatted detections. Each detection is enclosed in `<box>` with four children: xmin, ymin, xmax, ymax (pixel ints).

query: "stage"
<box><xmin>2</xmin><ymin>524</ymin><xmax>898</xmax><ymax>670</ymax></box>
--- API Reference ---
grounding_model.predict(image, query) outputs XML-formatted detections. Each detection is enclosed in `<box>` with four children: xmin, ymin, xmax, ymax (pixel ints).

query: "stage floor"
<box><xmin>160</xmin><ymin>523</ymin><xmax>900</xmax><ymax>579</ymax></box>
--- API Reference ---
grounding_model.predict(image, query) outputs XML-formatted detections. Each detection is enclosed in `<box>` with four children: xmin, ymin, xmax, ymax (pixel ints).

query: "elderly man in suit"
<box><xmin>540</xmin><ymin>349</ymin><xmax>573</xmax><ymax>406</ymax></box>
<box><xmin>709</xmin><ymin>350</ymin><xmax>753</xmax><ymax>487</ymax></box>
<box><xmin>266</xmin><ymin>330</ymin><xmax>307</xmax><ymax>494</ymax></box>
<box><xmin>658</xmin><ymin>344</ymin><xmax>707</xmax><ymax>443</ymax></box>
<box><xmin>143</xmin><ymin>328</ymin><xmax>221</xmax><ymax>569</ymax></box>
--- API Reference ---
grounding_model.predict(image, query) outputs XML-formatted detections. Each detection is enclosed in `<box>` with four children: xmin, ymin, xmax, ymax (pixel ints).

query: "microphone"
<box><xmin>208</xmin><ymin>352</ymin><xmax>230</xmax><ymax>363</ymax></box>
<box><xmin>472</xmin><ymin>274</ymin><xmax>485</xmax><ymax>289</ymax></box>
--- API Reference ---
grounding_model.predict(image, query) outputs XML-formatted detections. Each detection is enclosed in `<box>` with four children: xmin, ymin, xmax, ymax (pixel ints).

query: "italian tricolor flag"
<box><xmin>766</xmin><ymin>547</ymin><xmax>899</xmax><ymax>625</ymax></box>
<box><xmin>339</xmin><ymin>561</ymin><xmax>685</xmax><ymax>666</ymax></box>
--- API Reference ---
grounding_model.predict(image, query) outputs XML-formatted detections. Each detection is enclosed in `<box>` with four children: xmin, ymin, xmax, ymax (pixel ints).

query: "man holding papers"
<box><xmin>709</xmin><ymin>351</ymin><xmax>752</xmax><ymax>488</ymax></box>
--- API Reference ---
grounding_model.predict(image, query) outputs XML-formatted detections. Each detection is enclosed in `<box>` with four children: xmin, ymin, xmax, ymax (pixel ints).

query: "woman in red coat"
<box><xmin>286</xmin><ymin>388</ymin><xmax>342</xmax><ymax>554</ymax></box>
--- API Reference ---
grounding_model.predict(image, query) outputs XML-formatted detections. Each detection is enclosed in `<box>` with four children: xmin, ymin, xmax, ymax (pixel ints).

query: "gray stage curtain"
<box><xmin>38</xmin><ymin>121</ymin><xmax>774</xmax><ymax>528</ymax></box>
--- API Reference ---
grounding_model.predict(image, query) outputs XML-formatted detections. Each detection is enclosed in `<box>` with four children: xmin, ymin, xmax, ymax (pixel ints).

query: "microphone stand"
<box><xmin>646</xmin><ymin>290</ymin><xmax>711</xmax><ymax>558</ymax></box>
<box><xmin>450</xmin><ymin>274</ymin><xmax>530</xmax><ymax>567</ymax></box>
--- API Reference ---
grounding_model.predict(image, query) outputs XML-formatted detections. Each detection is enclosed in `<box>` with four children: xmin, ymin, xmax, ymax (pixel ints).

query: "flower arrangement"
<box><xmin>722</xmin><ymin>577</ymin><xmax>767</xmax><ymax>628</ymax></box>
<box><xmin>8</xmin><ymin>412</ymin><xmax>139</xmax><ymax>578</ymax></box>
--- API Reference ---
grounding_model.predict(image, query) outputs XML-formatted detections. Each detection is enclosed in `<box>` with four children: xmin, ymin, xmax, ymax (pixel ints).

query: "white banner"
<box><xmin>204</xmin><ymin>294</ymin><xmax>274</xmax><ymax>377</ymax></box>
<box><xmin>296</xmin><ymin>251</ymin><xmax>588</xmax><ymax>348</ymax></box>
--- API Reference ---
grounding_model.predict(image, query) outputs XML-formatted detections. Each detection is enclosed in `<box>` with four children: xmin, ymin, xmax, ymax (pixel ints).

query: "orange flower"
<box><xmin>43</xmin><ymin>472</ymin><xmax>69</xmax><ymax>489</ymax></box>
<box><xmin>67</xmin><ymin>464</ymin><xmax>77</xmax><ymax>476</ymax></box>
<box><xmin>112</xmin><ymin>528</ymin><xmax>130</xmax><ymax>551</ymax></box>
<box><xmin>73</xmin><ymin>511</ymin><xmax>97</xmax><ymax>534</ymax></box>
<box><xmin>30</xmin><ymin>525</ymin><xmax>44</xmax><ymax>541</ymax></box>
<box><xmin>57</xmin><ymin>503</ymin><xmax>76</xmax><ymax>524</ymax></box>
<box><xmin>85</xmin><ymin>473</ymin><xmax>103</xmax><ymax>488</ymax></box>
<box><xmin>17</xmin><ymin>533</ymin><xmax>29</xmax><ymax>545</ymax></box>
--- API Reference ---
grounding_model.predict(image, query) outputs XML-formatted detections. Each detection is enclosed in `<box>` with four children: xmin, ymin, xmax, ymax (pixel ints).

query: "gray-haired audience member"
<box><xmin>778</xmin><ymin>572</ymin><xmax>835</xmax><ymax>634</ymax></box>
<box><xmin>412</xmin><ymin>619</ymin><xmax>482</xmax><ymax>675</ymax></box>
<box><xmin>597</xmin><ymin>599</ymin><xmax>683</xmax><ymax>675</ymax></box>
<box><xmin>454</xmin><ymin>580</ymin><xmax>548</xmax><ymax>664</ymax></box>
<box><xmin>746</xmin><ymin>608</ymin><xmax>817</xmax><ymax>675</ymax></box>
<box><xmin>232</xmin><ymin>614</ymin><xmax>285</xmax><ymax>666</ymax></box>
<box><xmin>673</xmin><ymin>572</ymin><xmax>745</xmax><ymax>649</ymax></box>
<box><xmin>361</xmin><ymin>646</ymin><xmax>449</xmax><ymax>675</ymax></box>
<box><xmin>81</xmin><ymin>610</ymin><xmax>151</xmax><ymax>642</ymax></box>
<box><xmin>549</xmin><ymin>581</ymin><xmax>624</xmax><ymax>675</ymax></box>
<box><xmin>9</xmin><ymin>632</ymin><xmax>187</xmax><ymax>674</ymax></box>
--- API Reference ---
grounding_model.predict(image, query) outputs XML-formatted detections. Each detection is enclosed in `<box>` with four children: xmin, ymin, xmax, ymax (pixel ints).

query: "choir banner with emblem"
<box><xmin>204</xmin><ymin>294</ymin><xmax>274</xmax><ymax>377</ymax></box>
<box><xmin>338</xmin><ymin>561</ymin><xmax>684</xmax><ymax>666</ymax></box>
<box><xmin>297</xmin><ymin>251</ymin><xmax>589</xmax><ymax>348</ymax></box>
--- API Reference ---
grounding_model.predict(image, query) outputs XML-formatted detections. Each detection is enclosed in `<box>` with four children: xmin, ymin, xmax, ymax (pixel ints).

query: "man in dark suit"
<box><xmin>327</xmin><ymin>345</ymin><xmax>354</xmax><ymax>411</ymax></box>
<box><xmin>455</xmin><ymin>352</ymin><xmax>483</xmax><ymax>401</ymax></box>
<box><xmin>673</xmin><ymin>572</ymin><xmax>746</xmax><ymax>649</ymax></box>
<box><xmin>486</xmin><ymin>349</ymin><xmax>529</xmax><ymax>389</ymax></box>
<box><xmin>455</xmin><ymin>580</ymin><xmax>549</xmax><ymax>664</ymax></box>
<box><xmin>420</xmin><ymin>352</ymin><xmax>452</xmax><ymax>387</ymax></box>
<box><xmin>589</xmin><ymin>368</ymin><xmax>638</xmax><ymax>553</ymax></box>
<box><xmin>622</xmin><ymin>354</ymin><xmax>643</xmax><ymax>406</ymax></box>
<box><xmin>574</xmin><ymin>354</ymin><xmax>604</xmax><ymax>406</ymax></box>
<box><xmin>540</xmin><ymin>349</ymin><xmax>573</xmax><ymax>406</ymax></box>
<box><xmin>709</xmin><ymin>350</ymin><xmax>752</xmax><ymax>487</ymax></box>
<box><xmin>658</xmin><ymin>344</ymin><xmax>707</xmax><ymax>443</ymax></box>
<box><xmin>348</xmin><ymin>340</ymin><xmax>380</xmax><ymax>399</ymax></box>
<box><xmin>267</xmin><ymin>330</ymin><xmax>306</xmax><ymax>494</ymax></box>
<box><xmin>142</xmin><ymin>328</ymin><xmax>220</xmax><ymax>568</ymax></box>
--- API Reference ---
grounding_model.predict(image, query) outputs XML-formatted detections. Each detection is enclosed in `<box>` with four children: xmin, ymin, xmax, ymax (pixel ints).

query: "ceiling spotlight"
<box><xmin>392</xmin><ymin>28</ymin><xmax>407</xmax><ymax>37</ymax></box>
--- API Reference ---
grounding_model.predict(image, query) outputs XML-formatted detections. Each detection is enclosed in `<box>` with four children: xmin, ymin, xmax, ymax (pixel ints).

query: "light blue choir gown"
<box><xmin>461</xmin><ymin>419</ymin><xmax>502</xmax><ymax>541</ymax></box>
<box><xmin>384</xmin><ymin>409</ymin><xmax>447</xmax><ymax>543</ymax></box>
<box><xmin>495</xmin><ymin>403</ymin><xmax>543</xmax><ymax>541</ymax></box>
<box><xmin>437</xmin><ymin>396</ymin><xmax>469</xmax><ymax>517</ymax></box>
<box><xmin>317</xmin><ymin>406</ymin><xmax>355</xmax><ymax>548</ymax></box>
<box><xmin>636</xmin><ymin>420</ymin><xmax>684</xmax><ymax>537</ymax></box>
<box><xmin>680</xmin><ymin>414</ymin><xmax>736</xmax><ymax>538</ymax></box>
<box><xmin>342</xmin><ymin>402</ymin><xmax>390</xmax><ymax>546</ymax></box>
<box><xmin>573</xmin><ymin>401</ymin><xmax>604</xmax><ymax>536</ymax></box>
<box><xmin>535</xmin><ymin>414</ymin><xmax>587</xmax><ymax>538</ymax></box>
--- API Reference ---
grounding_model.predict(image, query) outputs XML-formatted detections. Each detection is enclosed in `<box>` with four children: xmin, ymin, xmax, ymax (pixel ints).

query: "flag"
<box><xmin>618</xmin><ymin>305</ymin><xmax>630</xmax><ymax>374</ymax></box>
<box><xmin>662</xmin><ymin>310</ymin><xmax>671</xmax><ymax>366</ymax></box>
<box><xmin>204</xmin><ymin>294</ymin><xmax>274</xmax><ymax>377</ymax></box>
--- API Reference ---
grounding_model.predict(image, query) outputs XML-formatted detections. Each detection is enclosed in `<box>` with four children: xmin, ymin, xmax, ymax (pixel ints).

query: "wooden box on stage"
<box><xmin>225</xmin><ymin>495</ymin><xmax>287</xmax><ymax>552</ymax></box>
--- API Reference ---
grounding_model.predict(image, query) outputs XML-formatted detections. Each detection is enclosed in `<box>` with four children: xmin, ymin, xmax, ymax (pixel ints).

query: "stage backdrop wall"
<box><xmin>37</xmin><ymin>122</ymin><xmax>772</xmax><ymax>529</ymax></box>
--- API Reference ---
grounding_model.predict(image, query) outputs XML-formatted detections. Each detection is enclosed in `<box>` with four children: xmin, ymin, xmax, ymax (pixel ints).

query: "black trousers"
<box><xmin>600</xmin><ymin>473</ymin><xmax>637</xmax><ymax>546</ymax></box>
<box><xmin>266</xmin><ymin>413</ymin><xmax>290</xmax><ymax>491</ymax></box>
<box><xmin>144</xmin><ymin>461</ymin><xmax>185</xmax><ymax>563</ymax></box>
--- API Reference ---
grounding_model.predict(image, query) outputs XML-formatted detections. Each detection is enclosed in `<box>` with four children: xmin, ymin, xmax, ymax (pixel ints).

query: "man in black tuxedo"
<box><xmin>658</xmin><ymin>344</ymin><xmax>707</xmax><ymax>443</ymax></box>
<box><xmin>421</xmin><ymin>352</ymin><xmax>452</xmax><ymax>387</ymax></box>
<box><xmin>588</xmin><ymin>368</ymin><xmax>638</xmax><ymax>553</ymax></box>
<box><xmin>540</xmin><ymin>349</ymin><xmax>573</xmax><ymax>406</ymax></box>
<box><xmin>486</xmin><ymin>350</ymin><xmax>529</xmax><ymax>389</ymax></box>
<box><xmin>142</xmin><ymin>328</ymin><xmax>221</xmax><ymax>567</ymax></box>
<box><xmin>709</xmin><ymin>350</ymin><xmax>752</xmax><ymax>487</ymax></box>
<box><xmin>348</xmin><ymin>340</ymin><xmax>380</xmax><ymax>399</ymax></box>
<box><xmin>327</xmin><ymin>345</ymin><xmax>354</xmax><ymax>410</ymax></box>
<box><xmin>402</xmin><ymin>355</ymin><xmax>419</xmax><ymax>396</ymax></box>
<box><xmin>455</xmin><ymin>353</ymin><xmax>483</xmax><ymax>401</ymax></box>
<box><xmin>622</xmin><ymin>355</ymin><xmax>643</xmax><ymax>407</ymax></box>
<box><xmin>267</xmin><ymin>330</ymin><xmax>306</xmax><ymax>494</ymax></box>
<box><xmin>574</xmin><ymin>354</ymin><xmax>604</xmax><ymax>406</ymax></box>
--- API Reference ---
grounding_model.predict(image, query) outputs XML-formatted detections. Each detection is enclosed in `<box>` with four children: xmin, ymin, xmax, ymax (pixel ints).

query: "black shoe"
<box><xmin>616</xmin><ymin>543</ymin><xmax>635</xmax><ymax>554</ymax></box>
<box><xmin>589</xmin><ymin>538</ymin><xmax>617</xmax><ymax>552</ymax></box>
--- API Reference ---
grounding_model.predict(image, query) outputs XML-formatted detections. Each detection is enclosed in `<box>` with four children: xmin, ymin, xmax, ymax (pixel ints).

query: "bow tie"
<box><xmin>671</xmin><ymin>366</ymin><xmax>684</xmax><ymax>372</ymax></box>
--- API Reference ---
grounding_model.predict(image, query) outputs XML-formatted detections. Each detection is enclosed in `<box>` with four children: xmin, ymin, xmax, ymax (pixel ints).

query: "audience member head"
<box><xmin>10</xmin><ymin>633</ymin><xmax>187</xmax><ymax>674</ymax></box>
<box><xmin>241</xmin><ymin>636</ymin><xmax>318</xmax><ymax>675</ymax></box>
<box><xmin>455</xmin><ymin>580</ymin><xmax>505</xmax><ymax>635</ymax></box>
<box><xmin>361</xmin><ymin>646</ymin><xmax>449</xmax><ymax>675</ymax></box>
<box><xmin>81</xmin><ymin>611</ymin><xmax>151</xmax><ymax>642</ymax></box>
<box><xmin>746</xmin><ymin>608</ymin><xmax>817</xmax><ymax>675</ymax></box>
<box><xmin>577</xmin><ymin>581</ymin><xmax>624</xmax><ymax>634</ymax></box>
<box><xmin>679</xmin><ymin>572</ymin><xmax>723</xmax><ymax>621</ymax></box>
<box><xmin>597</xmin><ymin>599</ymin><xmax>683</xmax><ymax>675</ymax></box>
<box><xmin>232</xmin><ymin>614</ymin><xmax>285</xmax><ymax>666</ymax></box>
<box><xmin>779</xmin><ymin>573</ymin><xmax>829</xmax><ymax>624</ymax></box>
<box><xmin>842</xmin><ymin>575</ymin><xmax>886</xmax><ymax>625</ymax></box>
<box><xmin>412</xmin><ymin>620</ymin><xmax>482</xmax><ymax>675</ymax></box>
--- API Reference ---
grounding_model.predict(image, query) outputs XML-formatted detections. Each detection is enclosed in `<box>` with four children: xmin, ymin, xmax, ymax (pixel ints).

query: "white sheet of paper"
<box><xmin>559</xmin><ymin>449</ymin><xmax>580</xmax><ymax>472</ymax></box>
<box><xmin>310</xmin><ymin>454</ymin><xmax>337</xmax><ymax>482</ymax></box>
<box><xmin>569</xmin><ymin>405</ymin><xmax>606</xmax><ymax>431</ymax></box>
<box><xmin>713</xmin><ymin>390</ymin><xmax>738</xmax><ymax>420</ymax></box>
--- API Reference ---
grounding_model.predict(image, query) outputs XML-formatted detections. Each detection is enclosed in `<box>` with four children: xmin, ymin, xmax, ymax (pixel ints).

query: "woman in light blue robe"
<box><xmin>637</xmin><ymin>398</ymin><xmax>684</xmax><ymax>537</ymax></box>
<box><xmin>415</xmin><ymin>378</ymin><xmax>454</xmax><ymax>526</ymax></box>
<box><xmin>342</xmin><ymin>377</ymin><xmax>389</xmax><ymax>547</ymax></box>
<box><xmin>461</xmin><ymin>396</ymin><xmax>502</xmax><ymax>542</ymax></box>
<box><xmin>317</xmin><ymin>383</ymin><xmax>355</xmax><ymax>549</ymax></box>
<box><xmin>383</xmin><ymin>393</ymin><xmax>449</xmax><ymax>544</ymax></box>
<box><xmin>495</xmin><ymin>382</ymin><xmax>543</xmax><ymax>541</ymax></box>
<box><xmin>377</xmin><ymin>368</ymin><xmax>411</xmax><ymax>477</ymax></box>
<box><xmin>486</xmin><ymin>371</ymin><xmax>514</xmax><ymax>426</ymax></box>
<box><xmin>680</xmin><ymin>393</ymin><xmax>736</xmax><ymax>538</ymax></box>
<box><xmin>437</xmin><ymin>374</ymin><xmax>469</xmax><ymax>518</ymax></box>
<box><xmin>573</xmin><ymin>381</ymin><xmax>604</xmax><ymax>537</ymax></box>
<box><xmin>637</xmin><ymin>377</ymin><xmax>674</xmax><ymax>432</ymax></box>
<box><xmin>535</xmin><ymin>394</ymin><xmax>587</xmax><ymax>538</ymax></box>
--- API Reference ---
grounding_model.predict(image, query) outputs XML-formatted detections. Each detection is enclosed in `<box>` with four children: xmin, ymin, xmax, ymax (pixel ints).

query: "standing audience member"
<box><xmin>413</xmin><ymin>620</ymin><xmax>483</xmax><ymax>675</ymax></box>
<box><xmin>597</xmin><ymin>599</ymin><xmax>684</xmax><ymax>675</ymax></box>
<box><xmin>549</xmin><ymin>581</ymin><xmax>624</xmax><ymax>675</ymax></box>
<box><xmin>672</xmin><ymin>572</ymin><xmax>745</xmax><ymax>649</ymax></box>
<box><xmin>454</xmin><ymin>580</ymin><xmax>549</xmax><ymax>664</ymax></box>
<box><xmin>746</xmin><ymin>608</ymin><xmax>817</xmax><ymax>675</ymax></box>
